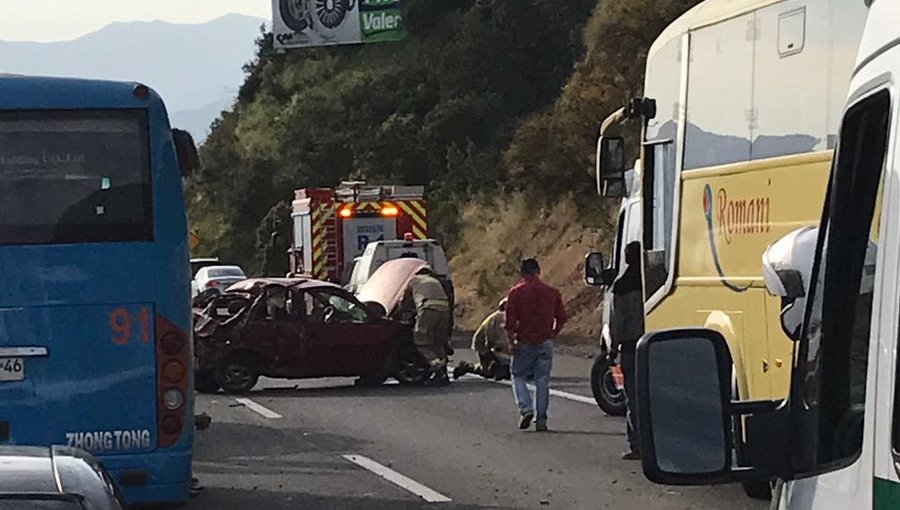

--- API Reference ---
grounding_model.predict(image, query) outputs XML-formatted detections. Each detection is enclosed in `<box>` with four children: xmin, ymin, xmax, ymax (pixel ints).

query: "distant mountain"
<box><xmin>171</xmin><ymin>97</ymin><xmax>237</xmax><ymax>143</ymax></box>
<box><xmin>0</xmin><ymin>13</ymin><xmax>266</xmax><ymax>141</ymax></box>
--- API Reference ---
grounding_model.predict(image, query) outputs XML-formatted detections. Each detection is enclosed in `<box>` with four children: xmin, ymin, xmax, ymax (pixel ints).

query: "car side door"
<box><xmin>300</xmin><ymin>288</ymin><xmax>397</xmax><ymax>377</ymax></box>
<box><xmin>240</xmin><ymin>286</ymin><xmax>308</xmax><ymax>377</ymax></box>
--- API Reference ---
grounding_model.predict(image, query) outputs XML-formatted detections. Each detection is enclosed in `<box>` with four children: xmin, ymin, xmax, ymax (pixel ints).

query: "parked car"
<box><xmin>191</xmin><ymin>265</ymin><xmax>247</xmax><ymax>297</ymax></box>
<box><xmin>0</xmin><ymin>446</ymin><xmax>126</xmax><ymax>509</ymax></box>
<box><xmin>345</xmin><ymin>238</ymin><xmax>452</xmax><ymax>296</ymax></box>
<box><xmin>190</xmin><ymin>257</ymin><xmax>220</xmax><ymax>277</ymax></box>
<box><xmin>192</xmin><ymin>277</ymin><xmax>430</xmax><ymax>393</ymax></box>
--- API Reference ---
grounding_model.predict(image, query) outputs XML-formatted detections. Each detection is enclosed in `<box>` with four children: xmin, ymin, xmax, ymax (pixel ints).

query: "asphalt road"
<box><xmin>186</xmin><ymin>348</ymin><xmax>765</xmax><ymax>510</ymax></box>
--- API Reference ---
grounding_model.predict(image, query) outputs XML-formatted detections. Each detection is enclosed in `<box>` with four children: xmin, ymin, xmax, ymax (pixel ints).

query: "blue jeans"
<box><xmin>511</xmin><ymin>340</ymin><xmax>554</xmax><ymax>425</ymax></box>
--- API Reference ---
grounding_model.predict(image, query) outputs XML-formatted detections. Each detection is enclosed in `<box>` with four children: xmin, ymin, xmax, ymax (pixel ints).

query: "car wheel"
<box><xmin>590</xmin><ymin>353</ymin><xmax>627</xmax><ymax>416</ymax></box>
<box><xmin>217</xmin><ymin>358</ymin><xmax>259</xmax><ymax>394</ymax></box>
<box><xmin>194</xmin><ymin>370</ymin><xmax>219</xmax><ymax>394</ymax></box>
<box><xmin>733</xmin><ymin>379</ymin><xmax>773</xmax><ymax>500</ymax></box>
<box><xmin>394</xmin><ymin>343</ymin><xmax>430</xmax><ymax>385</ymax></box>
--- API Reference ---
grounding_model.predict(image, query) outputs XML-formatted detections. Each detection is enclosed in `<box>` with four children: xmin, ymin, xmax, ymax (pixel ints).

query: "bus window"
<box><xmin>683</xmin><ymin>13</ymin><xmax>753</xmax><ymax>170</ymax></box>
<box><xmin>0</xmin><ymin>110</ymin><xmax>151</xmax><ymax>245</ymax></box>
<box><xmin>799</xmin><ymin>89</ymin><xmax>890</xmax><ymax>467</ymax></box>
<box><xmin>643</xmin><ymin>141</ymin><xmax>675</xmax><ymax>298</ymax></box>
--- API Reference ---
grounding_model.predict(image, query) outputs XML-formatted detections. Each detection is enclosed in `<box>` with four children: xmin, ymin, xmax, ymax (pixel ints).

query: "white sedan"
<box><xmin>191</xmin><ymin>265</ymin><xmax>247</xmax><ymax>297</ymax></box>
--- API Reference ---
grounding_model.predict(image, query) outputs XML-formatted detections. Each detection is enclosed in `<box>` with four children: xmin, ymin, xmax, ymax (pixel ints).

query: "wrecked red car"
<box><xmin>192</xmin><ymin>277</ymin><xmax>430</xmax><ymax>394</ymax></box>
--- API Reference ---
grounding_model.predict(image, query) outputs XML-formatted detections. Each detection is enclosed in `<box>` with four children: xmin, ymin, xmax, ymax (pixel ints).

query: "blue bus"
<box><xmin>0</xmin><ymin>76</ymin><xmax>195</xmax><ymax>506</ymax></box>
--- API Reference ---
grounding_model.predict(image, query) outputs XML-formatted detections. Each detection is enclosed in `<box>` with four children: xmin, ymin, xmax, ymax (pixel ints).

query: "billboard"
<box><xmin>273</xmin><ymin>0</ymin><xmax>406</xmax><ymax>50</ymax></box>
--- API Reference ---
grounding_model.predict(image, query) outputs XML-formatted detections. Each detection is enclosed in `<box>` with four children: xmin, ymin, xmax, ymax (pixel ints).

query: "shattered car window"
<box><xmin>306</xmin><ymin>290</ymin><xmax>369</xmax><ymax>324</ymax></box>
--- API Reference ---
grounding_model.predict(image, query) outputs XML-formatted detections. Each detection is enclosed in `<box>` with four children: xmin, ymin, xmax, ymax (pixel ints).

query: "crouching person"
<box><xmin>404</xmin><ymin>265</ymin><xmax>452</xmax><ymax>386</ymax></box>
<box><xmin>453</xmin><ymin>298</ymin><xmax>511</xmax><ymax>380</ymax></box>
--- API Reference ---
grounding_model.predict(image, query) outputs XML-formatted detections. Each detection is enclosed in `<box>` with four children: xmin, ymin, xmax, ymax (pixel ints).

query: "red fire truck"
<box><xmin>289</xmin><ymin>182</ymin><xmax>429</xmax><ymax>282</ymax></box>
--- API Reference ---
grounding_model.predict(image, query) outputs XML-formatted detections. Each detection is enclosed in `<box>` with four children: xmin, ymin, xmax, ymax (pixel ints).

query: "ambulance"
<box><xmin>633</xmin><ymin>1</ymin><xmax>900</xmax><ymax>508</ymax></box>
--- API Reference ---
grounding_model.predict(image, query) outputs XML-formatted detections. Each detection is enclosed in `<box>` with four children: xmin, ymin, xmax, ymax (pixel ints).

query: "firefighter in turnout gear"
<box><xmin>403</xmin><ymin>265</ymin><xmax>452</xmax><ymax>386</ymax></box>
<box><xmin>453</xmin><ymin>298</ymin><xmax>511</xmax><ymax>380</ymax></box>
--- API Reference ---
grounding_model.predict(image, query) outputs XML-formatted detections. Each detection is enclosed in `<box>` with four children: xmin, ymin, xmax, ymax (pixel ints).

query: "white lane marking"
<box><xmin>234</xmin><ymin>398</ymin><xmax>282</xmax><ymax>419</ymax></box>
<box><xmin>494</xmin><ymin>379</ymin><xmax>597</xmax><ymax>405</ymax></box>
<box><xmin>450</xmin><ymin>366</ymin><xmax>596</xmax><ymax>405</ymax></box>
<box><xmin>342</xmin><ymin>454</ymin><xmax>452</xmax><ymax>503</ymax></box>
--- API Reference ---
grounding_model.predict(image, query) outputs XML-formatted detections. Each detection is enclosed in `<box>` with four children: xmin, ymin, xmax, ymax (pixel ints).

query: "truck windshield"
<box><xmin>0</xmin><ymin>110</ymin><xmax>151</xmax><ymax>245</ymax></box>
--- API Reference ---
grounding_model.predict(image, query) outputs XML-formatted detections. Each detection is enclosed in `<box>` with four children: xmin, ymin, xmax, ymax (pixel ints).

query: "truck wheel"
<box><xmin>194</xmin><ymin>370</ymin><xmax>219</xmax><ymax>394</ymax></box>
<box><xmin>733</xmin><ymin>380</ymin><xmax>773</xmax><ymax>500</ymax></box>
<box><xmin>395</xmin><ymin>343</ymin><xmax>430</xmax><ymax>385</ymax></box>
<box><xmin>590</xmin><ymin>354</ymin><xmax>627</xmax><ymax>416</ymax></box>
<box><xmin>217</xmin><ymin>357</ymin><xmax>260</xmax><ymax>394</ymax></box>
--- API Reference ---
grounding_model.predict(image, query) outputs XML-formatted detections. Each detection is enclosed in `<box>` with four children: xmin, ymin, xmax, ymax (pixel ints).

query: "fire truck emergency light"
<box><xmin>339</xmin><ymin>207</ymin><xmax>353</xmax><ymax>219</ymax></box>
<box><xmin>380</xmin><ymin>206</ymin><xmax>400</xmax><ymax>218</ymax></box>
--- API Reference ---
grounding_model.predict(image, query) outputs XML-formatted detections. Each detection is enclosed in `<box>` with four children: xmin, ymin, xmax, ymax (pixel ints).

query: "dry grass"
<box><xmin>450</xmin><ymin>193</ymin><xmax>612</xmax><ymax>344</ymax></box>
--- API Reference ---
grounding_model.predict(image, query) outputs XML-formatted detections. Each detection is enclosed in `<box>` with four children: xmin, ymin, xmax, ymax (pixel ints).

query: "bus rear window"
<box><xmin>0</xmin><ymin>110</ymin><xmax>152</xmax><ymax>245</ymax></box>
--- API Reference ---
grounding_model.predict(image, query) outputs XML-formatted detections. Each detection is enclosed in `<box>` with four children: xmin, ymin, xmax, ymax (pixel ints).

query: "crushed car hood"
<box><xmin>355</xmin><ymin>258</ymin><xmax>427</xmax><ymax>316</ymax></box>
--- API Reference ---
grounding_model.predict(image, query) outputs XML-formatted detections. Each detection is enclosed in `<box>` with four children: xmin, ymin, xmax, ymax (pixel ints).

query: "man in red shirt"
<box><xmin>505</xmin><ymin>258</ymin><xmax>567</xmax><ymax>431</ymax></box>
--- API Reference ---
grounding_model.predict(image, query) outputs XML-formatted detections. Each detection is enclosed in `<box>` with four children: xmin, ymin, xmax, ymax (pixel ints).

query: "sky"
<box><xmin>0</xmin><ymin>0</ymin><xmax>272</xmax><ymax>42</ymax></box>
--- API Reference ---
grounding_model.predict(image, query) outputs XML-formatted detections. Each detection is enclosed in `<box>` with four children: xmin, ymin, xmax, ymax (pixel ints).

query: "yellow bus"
<box><xmin>587</xmin><ymin>0</ymin><xmax>868</xmax><ymax>496</ymax></box>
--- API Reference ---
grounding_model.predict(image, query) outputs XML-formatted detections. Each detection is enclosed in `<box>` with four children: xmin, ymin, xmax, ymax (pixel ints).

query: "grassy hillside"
<box><xmin>189</xmin><ymin>0</ymin><xmax>703</xmax><ymax>342</ymax></box>
<box><xmin>450</xmin><ymin>0</ymin><xmax>702</xmax><ymax>341</ymax></box>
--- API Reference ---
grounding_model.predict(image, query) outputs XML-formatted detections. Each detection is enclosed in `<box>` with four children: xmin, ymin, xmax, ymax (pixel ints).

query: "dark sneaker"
<box><xmin>424</xmin><ymin>371</ymin><xmax>451</xmax><ymax>387</ymax></box>
<box><xmin>621</xmin><ymin>451</ymin><xmax>641</xmax><ymax>461</ymax></box>
<box><xmin>535</xmin><ymin>423</ymin><xmax>549</xmax><ymax>432</ymax></box>
<box><xmin>519</xmin><ymin>412</ymin><xmax>534</xmax><ymax>430</ymax></box>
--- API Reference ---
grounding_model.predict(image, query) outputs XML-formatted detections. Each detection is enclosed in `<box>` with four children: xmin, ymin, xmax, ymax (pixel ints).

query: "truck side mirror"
<box><xmin>172</xmin><ymin>128</ymin><xmax>200</xmax><ymax>179</ymax></box>
<box><xmin>596</xmin><ymin>136</ymin><xmax>626</xmax><ymax>198</ymax></box>
<box><xmin>584</xmin><ymin>252</ymin><xmax>613</xmax><ymax>287</ymax></box>
<box><xmin>637</xmin><ymin>329</ymin><xmax>734</xmax><ymax>484</ymax></box>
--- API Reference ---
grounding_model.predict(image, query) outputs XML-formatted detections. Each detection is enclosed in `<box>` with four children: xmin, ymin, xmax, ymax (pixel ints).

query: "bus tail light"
<box><xmin>161</xmin><ymin>333</ymin><xmax>185</xmax><ymax>356</ymax></box>
<box><xmin>163</xmin><ymin>388</ymin><xmax>185</xmax><ymax>410</ymax></box>
<box><xmin>161</xmin><ymin>415</ymin><xmax>182</xmax><ymax>435</ymax></box>
<box><xmin>155</xmin><ymin>316</ymin><xmax>190</xmax><ymax>448</ymax></box>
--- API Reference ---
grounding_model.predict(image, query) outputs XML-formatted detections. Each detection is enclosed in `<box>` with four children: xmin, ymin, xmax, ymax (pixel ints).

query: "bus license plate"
<box><xmin>0</xmin><ymin>358</ymin><xmax>24</xmax><ymax>382</ymax></box>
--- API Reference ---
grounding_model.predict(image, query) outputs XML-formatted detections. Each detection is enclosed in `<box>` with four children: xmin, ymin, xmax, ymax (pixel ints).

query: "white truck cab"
<box><xmin>345</xmin><ymin>238</ymin><xmax>452</xmax><ymax>294</ymax></box>
<box><xmin>587</xmin><ymin>162</ymin><xmax>642</xmax><ymax>416</ymax></box>
<box><xmin>599</xmin><ymin>162</ymin><xmax>642</xmax><ymax>350</ymax></box>
<box><xmin>634</xmin><ymin>1</ymin><xmax>900</xmax><ymax>508</ymax></box>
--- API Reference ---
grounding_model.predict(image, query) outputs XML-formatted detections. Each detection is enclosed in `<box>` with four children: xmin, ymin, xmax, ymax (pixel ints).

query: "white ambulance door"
<box><xmin>777</xmin><ymin>83</ymin><xmax>894</xmax><ymax>510</ymax></box>
<box><xmin>872</xmin><ymin>47</ymin><xmax>900</xmax><ymax>506</ymax></box>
